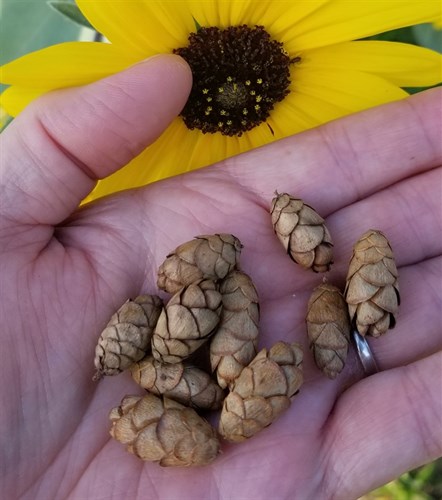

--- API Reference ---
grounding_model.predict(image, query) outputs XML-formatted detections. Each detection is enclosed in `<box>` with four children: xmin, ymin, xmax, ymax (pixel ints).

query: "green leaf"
<box><xmin>0</xmin><ymin>0</ymin><xmax>82</xmax><ymax>66</ymax></box>
<box><xmin>192</xmin><ymin>16</ymin><xmax>202</xmax><ymax>32</ymax></box>
<box><xmin>47</xmin><ymin>1</ymin><xmax>94</xmax><ymax>29</ymax></box>
<box><xmin>363</xmin><ymin>26</ymin><xmax>417</xmax><ymax>44</ymax></box>
<box><xmin>412</xmin><ymin>23</ymin><xmax>442</xmax><ymax>53</ymax></box>
<box><xmin>413</xmin><ymin>462</ymin><xmax>435</xmax><ymax>484</ymax></box>
<box><xmin>1</xmin><ymin>0</ymin><xmax>82</xmax><ymax>94</ymax></box>
<box><xmin>0</xmin><ymin>110</ymin><xmax>13</xmax><ymax>132</ymax></box>
<box><xmin>404</xmin><ymin>83</ymin><xmax>441</xmax><ymax>95</ymax></box>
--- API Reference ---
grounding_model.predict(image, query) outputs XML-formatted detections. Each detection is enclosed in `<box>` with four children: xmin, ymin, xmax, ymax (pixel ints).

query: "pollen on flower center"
<box><xmin>216</xmin><ymin>81</ymin><xmax>248</xmax><ymax>110</ymax></box>
<box><xmin>174</xmin><ymin>25</ymin><xmax>298</xmax><ymax>137</ymax></box>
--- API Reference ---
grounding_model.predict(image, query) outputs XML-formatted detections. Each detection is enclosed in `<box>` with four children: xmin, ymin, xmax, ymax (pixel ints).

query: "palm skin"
<box><xmin>1</xmin><ymin>56</ymin><xmax>441</xmax><ymax>500</ymax></box>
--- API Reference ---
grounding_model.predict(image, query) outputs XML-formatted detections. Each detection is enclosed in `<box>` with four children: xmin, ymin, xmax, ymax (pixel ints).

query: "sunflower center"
<box><xmin>174</xmin><ymin>25</ymin><xmax>296</xmax><ymax>137</ymax></box>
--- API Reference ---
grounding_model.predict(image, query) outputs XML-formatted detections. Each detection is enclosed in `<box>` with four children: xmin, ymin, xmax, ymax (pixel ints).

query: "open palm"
<box><xmin>1</xmin><ymin>56</ymin><xmax>441</xmax><ymax>500</ymax></box>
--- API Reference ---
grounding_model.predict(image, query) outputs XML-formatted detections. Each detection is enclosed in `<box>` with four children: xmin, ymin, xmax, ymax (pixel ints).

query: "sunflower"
<box><xmin>1</xmin><ymin>1</ymin><xmax>441</xmax><ymax>201</ymax></box>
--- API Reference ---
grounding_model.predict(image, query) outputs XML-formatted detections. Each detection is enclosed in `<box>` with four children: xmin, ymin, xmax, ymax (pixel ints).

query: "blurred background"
<box><xmin>1</xmin><ymin>1</ymin><xmax>441</xmax><ymax>497</ymax></box>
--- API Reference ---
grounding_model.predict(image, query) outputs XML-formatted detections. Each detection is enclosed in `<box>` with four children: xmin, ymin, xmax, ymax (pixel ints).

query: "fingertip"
<box><xmin>130</xmin><ymin>53</ymin><xmax>193</xmax><ymax>110</ymax></box>
<box><xmin>137</xmin><ymin>53</ymin><xmax>193</xmax><ymax>81</ymax></box>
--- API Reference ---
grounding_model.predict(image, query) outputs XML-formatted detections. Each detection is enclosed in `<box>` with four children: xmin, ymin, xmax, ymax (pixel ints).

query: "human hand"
<box><xmin>1</xmin><ymin>55</ymin><xmax>441</xmax><ymax>500</ymax></box>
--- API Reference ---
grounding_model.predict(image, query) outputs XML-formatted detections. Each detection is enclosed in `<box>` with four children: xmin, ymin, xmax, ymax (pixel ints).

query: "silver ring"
<box><xmin>352</xmin><ymin>329</ymin><xmax>379</xmax><ymax>376</ymax></box>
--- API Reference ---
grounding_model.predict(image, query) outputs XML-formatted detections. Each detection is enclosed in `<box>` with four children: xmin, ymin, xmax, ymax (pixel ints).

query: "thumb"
<box><xmin>0</xmin><ymin>54</ymin><xmax>192</xmax><ymax>236</ymax></box>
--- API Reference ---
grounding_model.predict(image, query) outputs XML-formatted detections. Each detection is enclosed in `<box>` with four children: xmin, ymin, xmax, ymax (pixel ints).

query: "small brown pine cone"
<box><xmin>345</xmin><ymin>230</ymin><xmax>400</xmax><ymax>337</ymax></box>
<box><xmin>219</xmin><ymin>341</ymin><xmax>303</xmax><ymax>442</ymax></box>
<box><xmin>93</xmin><ymin>295</ymin><xmax>163</xmax><ymax>379</ymax></box>
<box><xmin>270</xmin><ymin>193</ymin><xmax>333</xmax><ymax>272</ymax></box>
<box><xmin>306</xmin><ymin>284</ymin><xmax>351</xmax><ymax>379</ymax></box>
<box><xmin>157</xmin><ymin>234</ymin><xmax>243</xmax><ymax>294</ymax></box>
<box><xmin>109</xmin><ymin>394</ymin><xmax>220</xmax><ymax>466</ymax></box>
<box><xmin>151</xmin><ymin>279</ymin><xmax>223</xmax><ymax>363</ymax></box>
<box><xmin>210</xmin><ymin>270</ymin><xmax>260</xmax><ymax>389</ymax></box>
<box><xmin>131</xmin><ymin>356</ymin><xmax>224</xmax><ymax>410</ymax></box>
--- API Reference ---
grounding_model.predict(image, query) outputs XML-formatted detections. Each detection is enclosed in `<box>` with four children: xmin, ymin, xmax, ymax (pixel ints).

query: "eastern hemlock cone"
<box><xmin>157</xmin><ymin>234</ymin><xmax>243</xmax><ymax>294</ymax></box>
<box><xmin>93</xmin><ymin>295</ymin><xmax>163</xmax><ymax>379</ymax></box>
<box><xmin>210</xmin><ymin>270</ymin><xmax>260</xmax><ymax>389</ymax></box>
<box><xmin>219</xmin><ymin>341</ymin><xmax>303</xmax><ymax>442</ymax></box>
<box><xmin>270</xmin><ymin>192</ymin><xmax>333</xmax><ymax>272</ymax></box>
<box><xmin>131</xmin><ymin>355</ymin><xmax>224</xmax><ymax>410</ymax></box>
<box><xmin>306</xmin><ymin>283</ymin><xmax>351</xmax><ymax>379</ymax></box>
<box><xmin>109</xmin><ymin>394</ymin><xmax>220</xmax><ymax>466</ymax></box>
<box><xmin>345</xmin><ymin>229</ymin><xmax>400</xmax><ymax>337</ymax></box>
<box><xmin>151</xmin><ymin>279</ymin><xmax>223</xmax><ymax>363</ymax></box>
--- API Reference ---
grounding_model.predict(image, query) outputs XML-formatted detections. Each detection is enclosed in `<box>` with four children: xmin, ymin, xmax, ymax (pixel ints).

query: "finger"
<box><xmin>225</xmin><ymin>87</ymin><xmax>442</xmax><ymax>214</ymax></box>
<box><xmin>368</xmin><ymin>256</ymin><xmax>442</xmax><ymax>369</ymax></box>
<box><xmin>321</xmin><ymin>351</ymin><xmax>442</xmax><ymax>499</ymax></box>
<box><xmin>0</xmin><ymin>55</ymin><xmax>192</xmax><ymax>243</ymax></box>
<box><xmin>327</xmin><ymin>168</ymin><xmax>442</xmax><ymax>272</ymax></box>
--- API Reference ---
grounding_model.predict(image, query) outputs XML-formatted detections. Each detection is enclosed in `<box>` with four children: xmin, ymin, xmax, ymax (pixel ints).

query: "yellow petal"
<box><xmin>302</xmin><ymin>41</ymin><xmax>442</xmax><ymax>86</ymax></box>
<box><xmin>0</xmin><ymin>86</ymin><xmax>49</xmax><ymax>116</ymax></box>
<box><xmin>0</xmin><ymin>42</ymin><xmax>138</xmax><ymax>87</ymax></box>
<box><xmin>245</xmin><ymin>0</ymin><xmax>328</xmax><ymax>52</ymax></box>
<box><xmin>219</xmin><ymin>0</ymin><xmax>254</xmax><ymax>26</ymax></box>
<box><xmin>287</xmin><ymin>1</ymin><xmax>441</xmax><ymax>51</ymax></box>
<box><xmin>189</xmin><ymin>0</ymin><xmax>327</xmax><ymax>33</ymax></box>
<box><xmin>77</xmin><ymin>0</ymin><xmax>195</xmax><ymax>56</ymax></box>
<box><xmin>84</xmin><ymin>119</ymin><xmax>200</xmax><ymax>201</ymax></box>
<box><xmin>269</xmin><ymin>92</ymin><xmax>331</xmax><ymax>134</ymax></box>
<box><xmin>185</xmin><ymin>0</ymin><xmax>249</xmax><ymax>28</ymax></box>
<box><xmin>292</xmin><ymin>66</ymin><xmax>409</xmax><ymax>116</ymax></box>
<box><xmin>188</xmin><ymin>129</ymin><xmax>245</xmax><ymax>169</ymax></box>
<box><xmin>76</xmin><ymin>0</ymin><xmax>327</xmax><ymax>58</ymax></box>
